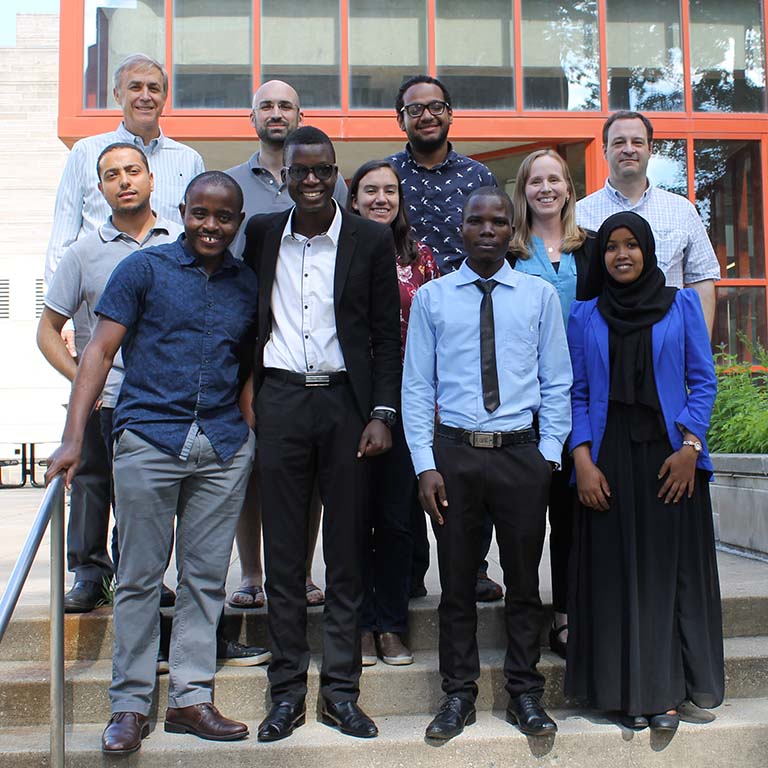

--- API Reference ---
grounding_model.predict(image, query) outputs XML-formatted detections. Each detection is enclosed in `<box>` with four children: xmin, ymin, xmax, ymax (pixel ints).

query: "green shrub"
<box><xmin>708</xmin><ymin>342</ymin><xmax>768</xmax><ymax>454</ymax></box>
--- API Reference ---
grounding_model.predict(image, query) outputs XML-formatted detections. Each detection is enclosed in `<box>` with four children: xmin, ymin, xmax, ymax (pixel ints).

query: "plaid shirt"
<box><xmin>576</xmin><ymin>180</ymin><xmax>720</xmax><ymax>288</ymax></box>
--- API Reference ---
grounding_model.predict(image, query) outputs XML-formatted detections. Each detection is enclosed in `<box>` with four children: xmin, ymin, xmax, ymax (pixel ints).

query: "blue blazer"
<box><xmin>567</xmin><ymin>289</ymin><xmax>716</xmax><ymax>475</ymax></box>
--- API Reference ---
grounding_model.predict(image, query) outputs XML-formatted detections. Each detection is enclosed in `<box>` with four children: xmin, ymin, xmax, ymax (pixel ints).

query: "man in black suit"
<box><xmin>242</xmin><ymin>127</ymin><xmax>401</xmax><ymax>741</ymax></box>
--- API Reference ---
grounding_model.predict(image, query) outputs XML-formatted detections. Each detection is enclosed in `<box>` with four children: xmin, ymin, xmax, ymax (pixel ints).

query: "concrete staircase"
<box><xmin>1</xmin><ymin>550</ymin><xmax>768</xmax><ymax>767</ymax></box>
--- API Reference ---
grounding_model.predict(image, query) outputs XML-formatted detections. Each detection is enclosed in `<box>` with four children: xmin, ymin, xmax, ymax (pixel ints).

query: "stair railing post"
<box><xmin>50</xmin><ymin>479</ymin><xmax>65</xmax><ymax>768</ymax></box>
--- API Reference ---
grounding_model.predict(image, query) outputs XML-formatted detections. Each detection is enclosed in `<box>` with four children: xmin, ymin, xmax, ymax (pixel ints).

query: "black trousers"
<box><xmin>257</xmin><ymin>377</ymin><xmax>368</xmax><ymax>704</ymax></box>
<box><xmin>67</xmin><ymin>408</ymin><xmax>113</xmax><ymax>584</ymax></box>
<box><xmin>433</xmin><ymin>436</ymin><xmax>551</xmax><ymax>702</ymax></box>
<box><xmin>548</xmin><ymin>448</ymin><xmax>576</xmax><ymax>614</ymax></box>
<box><xmin>361</xmin><ymin>419</ymin><xmax>415</xmax><ymax>633</ymax></box>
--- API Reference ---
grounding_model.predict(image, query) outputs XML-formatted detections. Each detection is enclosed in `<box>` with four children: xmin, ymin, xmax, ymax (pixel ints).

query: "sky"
<box><xmin>1</xmin><ymin>1</ymin><xmax>60</xmax><ymax>47</ymax></box>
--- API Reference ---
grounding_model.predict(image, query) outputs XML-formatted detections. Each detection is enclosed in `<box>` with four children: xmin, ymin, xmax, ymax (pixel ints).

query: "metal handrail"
<box><xmin>0</xmin><ymin>476</ymin><xmax>65</xmax><ymax>768</ymax></box>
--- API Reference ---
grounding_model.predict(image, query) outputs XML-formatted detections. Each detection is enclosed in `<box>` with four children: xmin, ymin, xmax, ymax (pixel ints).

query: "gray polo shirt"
<box><xmin>226</xmin><ymin>150</ymin><xmax>349</xmax><ymax>258</ymax></box>
<box><xmin>44</xmin><ymin>215</ymin><xmax>182</xmax><ymax>407</ymax></box>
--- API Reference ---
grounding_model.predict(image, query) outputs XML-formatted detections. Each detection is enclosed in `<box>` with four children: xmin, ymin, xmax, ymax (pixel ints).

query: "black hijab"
<box><xmin>594</xmin><ymin>211</ymin><xmax>677</xmax><ymax>409</ymax></box>
<box><xmin>595</xmin><ymin>211</ymin><xmax>677</xmax><ymax>335</ymax></box>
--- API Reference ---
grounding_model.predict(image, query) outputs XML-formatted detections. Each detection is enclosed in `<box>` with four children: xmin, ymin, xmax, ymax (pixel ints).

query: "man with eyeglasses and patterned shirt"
<box><xmin>388</xmin><ymin>75</ymin><xmax>502</xmax><ymax>605</ymax></box>
<box><xmin>242</xmin><ymin>126</ymin><xmax>401</xmax><ymax>743</ymax></box>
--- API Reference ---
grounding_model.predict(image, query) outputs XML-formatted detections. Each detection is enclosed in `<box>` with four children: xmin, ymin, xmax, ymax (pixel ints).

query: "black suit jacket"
<box><xmin>242</xmin><ymin>207</ymin><xmax>402</xmax><ymax>422</ymax></box>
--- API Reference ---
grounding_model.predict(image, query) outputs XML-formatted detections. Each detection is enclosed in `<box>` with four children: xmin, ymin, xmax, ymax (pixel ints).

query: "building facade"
<box><xmin>3</xmin><ymin>4</ymin><xmax>768</xmax><ymax>447</ymax></box>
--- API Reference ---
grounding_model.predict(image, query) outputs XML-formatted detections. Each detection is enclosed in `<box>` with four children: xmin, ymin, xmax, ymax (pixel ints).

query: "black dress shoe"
<box><xmin>425</xmin><ymin>696</ymin><xmax>476</xmax><ymax>741</ymax></box>
<box><xmin>619</xmin><ymin>714</ymin><xmax>649</xmax><ymax>730</ymax></box>
<box><xmin>649</xmin><ymin>712</ymin><xmax>680</xmax><ymax>732</ymax></box>
<box><xmin>506</xmin><ymin>693</ymin><xmax>557</xmax><ymax>736</ymax></box>
<box><xmin>320</xmin><ymin>700</ymin><xmax>378</xmax><ymax>738</ymax></box>
<box><xmin>64</xmin><ymin>580</ymin><xmax>103</xmax><ymax>613</ymax></box>
<box><xmin>257</xmin><ymin>700</ymin><xmax>305</xmax><ymax>742</ymax></box>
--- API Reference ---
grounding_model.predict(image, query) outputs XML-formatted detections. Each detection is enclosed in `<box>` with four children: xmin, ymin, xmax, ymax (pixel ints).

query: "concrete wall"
<box><xmin>711</xmin><ymin>454</ymin><xmax>768</xmax><ymax>557</ymax></box>
<box><xmin>0</xmin><ymin>13</ymin><xmax>70</xmax><ymax>450</ymax></box>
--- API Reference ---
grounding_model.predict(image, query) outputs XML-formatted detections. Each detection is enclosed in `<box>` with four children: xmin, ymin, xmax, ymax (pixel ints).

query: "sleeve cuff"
<box><xmin>538</xmin><ymin>437</ymin><xmax>564</xmax><ymax>464</ymax></box>
<box><xmin>411</xmin><ymin>448</ymin><xmax>436</xmax><ymax>477</ymax></box>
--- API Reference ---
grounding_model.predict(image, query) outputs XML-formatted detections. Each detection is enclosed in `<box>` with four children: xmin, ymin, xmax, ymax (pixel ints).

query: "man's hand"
<box><xmin>658</xmin><ymin>447</ymin><xmax>698</xmax><ymax>504</ymax></box>
<box><xmin>573</xmin><ymin>446</ymin><xmax>611</xmax><ymax>511</ymax></box>
<box><xmin>62</xmin><ymin>327</ymin><xmax>77</xmax><ymax>357</ymax></box>
<box><xmin>417</xmin><ymin>469</ymin><xmax>448</xmax><ymax>525</ymax></box>
<box><xmin>357</xmin><ymin>419</ymin><xmax>392</xmax><ymax>458</ymax></box>
<box><xmin>45</xmin><ymin>439</ymin><xmax>83</xmax><ymax>489</ymax></box>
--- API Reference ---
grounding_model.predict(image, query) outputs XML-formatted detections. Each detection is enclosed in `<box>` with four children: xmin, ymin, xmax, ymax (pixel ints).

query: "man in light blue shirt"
<box><xmin>403</xmin><ymin>187</ymin><xmax>571</xmax><ymax>742</ymax></box>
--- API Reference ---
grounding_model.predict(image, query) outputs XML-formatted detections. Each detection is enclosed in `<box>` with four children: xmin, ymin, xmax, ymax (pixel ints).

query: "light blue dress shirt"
<box><xmin>402</xmin><ymin>259</ymin><xmax>573</xmax><ymax>475</ymax></box>
<box><xmin>514</xmin><ymin>236</ymin><xmax>578</xmax><ymax>328</ymax></box>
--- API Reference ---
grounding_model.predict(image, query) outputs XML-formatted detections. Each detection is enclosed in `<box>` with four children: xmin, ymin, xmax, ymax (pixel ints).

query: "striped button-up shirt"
<box><xmin>45</xmin><ymin>122</ymin><xmax>204</xmax><ymax>285</ymax></box>
<box><xmin>575</xmin><ymin>180</ymin><xmax>720</xmax><ymax>288</ymax></box>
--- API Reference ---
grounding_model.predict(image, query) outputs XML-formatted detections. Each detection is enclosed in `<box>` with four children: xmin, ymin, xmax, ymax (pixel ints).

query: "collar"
<box><xmin>281</xmin><ymin>200</ymin><xmax>342</xmax><ymax>246</ymax></box>
<box><xmin>455</xmin><ymin>258</ymin><xmax>518</xmax><ymax>288</ymax></box>
<box><xmin>177</xmin><ymin>234</ymin><xmax>242</xmax><ymax>272</ymax></box>
<box><xmin>116</xmin><ymin>121</ymin><xmax>164</xmax><ymax>153</ymax></box>
<box><xmin>98</xmin><ymin>213</ymin><xmax>173</xmax><ymax>244</ymax></box>
<box><xmin>604</xmin><ymin>177</ymin><xmax>653</xmax><ymax>206</ymax></box>
<box><xmin>404</xmin><ymin>141</ymin><xmax>456</xmax><ymax>171</ymax></box>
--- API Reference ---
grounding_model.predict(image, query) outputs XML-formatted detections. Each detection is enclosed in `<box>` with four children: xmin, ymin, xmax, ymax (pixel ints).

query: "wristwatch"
<box><xmin>369</xmin><ymin>408</ymin><xmax>397</xmax><ymax>428</ymax></box>
<box><xmin>682</xmin><ymin>439</ymin><xmax>702</xmax><ymax>453</ymax></box>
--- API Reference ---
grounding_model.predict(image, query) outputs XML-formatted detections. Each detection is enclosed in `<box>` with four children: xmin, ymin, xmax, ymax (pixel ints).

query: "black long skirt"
<box><xmin>565</xmin><ymin>403</ymin><xmax>725</xmax><ymax>716</ymax></box>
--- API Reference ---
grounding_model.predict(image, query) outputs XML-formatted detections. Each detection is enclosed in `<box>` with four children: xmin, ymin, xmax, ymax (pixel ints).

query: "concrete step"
<box><xmin>1</xmin><ymin>638</ymin><xmax>766</xmax><ymax>727</ymax></box>
<box><xmin>1</xmin><ymin>698</ymin><xmax>767</xmax><ymax>768</ymax></box>
<box><xmin>2</xmin><ymin>591</ymin><xmax>766</xmax><ymax>663</ymax></box>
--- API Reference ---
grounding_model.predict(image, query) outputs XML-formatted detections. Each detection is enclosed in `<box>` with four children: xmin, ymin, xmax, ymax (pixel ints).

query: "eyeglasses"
<box><xmin>256</xmin><ymin>100</ymin><xmax>298</xmax><ymax>113</ymax></box>
<box><xmin>400</xmin><ymin>100</ymin><xmax>450</xmax><ymax>118</ymax></box>
<box><xmin>283</xmin><ymin>163</ymin><xmax>337</xmax><ymax>182</ymax></box>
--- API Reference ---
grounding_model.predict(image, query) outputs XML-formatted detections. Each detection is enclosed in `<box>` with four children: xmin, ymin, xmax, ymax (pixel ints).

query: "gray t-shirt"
<box><xmin>226</xmin><ymin>150</ymin><xmax>349</xmax><ymax>259</ymax></box>
<box><xmin>44</xmin><ymin>215</ymin><xmax>182</xmax><ymax>407</ymax></box>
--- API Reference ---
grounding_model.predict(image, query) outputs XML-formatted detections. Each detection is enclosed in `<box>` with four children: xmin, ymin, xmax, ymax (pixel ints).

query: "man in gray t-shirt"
<box><xmin>38</xmin><ymin>142</ymin><xmax>180</xmax><ymax>611</ymax></box>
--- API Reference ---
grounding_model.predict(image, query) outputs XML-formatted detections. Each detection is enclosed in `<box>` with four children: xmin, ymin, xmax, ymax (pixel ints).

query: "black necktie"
<box><xmin>475</xmin><ymin>279</ymin><xmax>500</xmax><ymax>412</ymax></box>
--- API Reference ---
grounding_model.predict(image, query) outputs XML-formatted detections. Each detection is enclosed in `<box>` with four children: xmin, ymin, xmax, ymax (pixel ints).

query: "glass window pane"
<box><xmin>695</xmin><ymin>140</ymin><xmax>764</xmax><ymax>278</ymax></box>
<box><xmin>714</xmin><ymin>286</ymin><xmax>767</xmax><ymax>357</ymax></box>
<box><xmin>83</xmin><ymin>0</ymin><xmax>165</xmax><ymax>108</ymax></box>
<box><xmin>261</xmin><ymin>0</ymin><xmax>340</xmax><ymax>108</ymax></box>
<box><xmin>648</xmin><ymin>139</ymin><xmax>688</xmax><ymax>196</ymax></box>
<box><xmin>436</xmin><ymin>0</ymin><xmax>514</xmax><ymax>109</ymax></box>
<box><xmin>606</xmin><ymin>0</ymin><xmax>683</xmax><ymax>111</ymax></box>
<box><xmin>521</xmin><ymin>0</ymin><xmax>600</xmax><ymax>110</ymax></box>
<box><xmin>690</xmin><ymin>0</ymin><xmax>767</xmax><ymax>112</ymax></box>
<box><xmin>173</xmin><ymin>0</ymin><xmax>252</xmax><ymax>108</ymax></box>
<box><xmin>349</xmin><ymin>1</ymin><xmax>426</xmax><ymax>109</ymax></box>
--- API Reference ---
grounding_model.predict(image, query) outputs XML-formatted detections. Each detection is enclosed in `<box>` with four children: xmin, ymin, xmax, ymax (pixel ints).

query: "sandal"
<box><xmin>227</xmin><ymin>584</ymin><xmax>265</xmax><ymax>610</ymax></box>
<box><xmin>306</xmin><ymin>582</ymin><xmax>325</xmax><ymax>606</ymax></box>
<box><xmin>548</xmin><ymin>623</ymin><xmax>567</xmax><ymax>660</ymax></box>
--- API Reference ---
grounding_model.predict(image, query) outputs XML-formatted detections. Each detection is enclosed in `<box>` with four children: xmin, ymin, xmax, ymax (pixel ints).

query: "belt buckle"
<box><xmin>304</xmin><ymin>373</ymin><xmax>331</xmax><ymax>387</ymax></box>
<box><xmin>469</xmin><ymin>431</ymin><xmax>500</xmax><ymax>448</ymax></box>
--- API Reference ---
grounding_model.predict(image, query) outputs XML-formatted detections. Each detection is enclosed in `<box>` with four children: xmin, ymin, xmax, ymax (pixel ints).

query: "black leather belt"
<box><xmin>264</xmin><ymin>368</ymin><xmax>348</xmax><ymax>387</ymax></box>
<box><xmin>436</xmin><ymin>424</ymin><xmax>537</xmax><ymax>449</ymax></box>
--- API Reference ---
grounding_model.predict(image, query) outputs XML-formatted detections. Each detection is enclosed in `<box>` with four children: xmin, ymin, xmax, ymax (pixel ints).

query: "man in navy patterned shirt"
<box><xmin>387</xmin><ymin>75</ymin><xmax>497</xmax><ymax>276</ymax></box>
<box><xmin>388</xmin><ymin>75</ymin><xmax>502</xmax><ymax>605</ymax></box>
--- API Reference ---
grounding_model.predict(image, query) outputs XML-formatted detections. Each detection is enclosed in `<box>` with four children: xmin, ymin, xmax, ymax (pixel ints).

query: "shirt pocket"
<box><xmin>501</xmin><ymin>324</ymin><xmax>538</xmax><ymax>375</ymax></box>
<box><xmin>652</xmin><ymin>228</ymin><xmax>687</xmax><ymax>274</ymax></box>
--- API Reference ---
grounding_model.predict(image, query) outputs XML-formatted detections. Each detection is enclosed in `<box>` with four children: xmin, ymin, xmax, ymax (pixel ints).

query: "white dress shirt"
<box><xmin>263</xmin><ymin>203</ymin><xmax>346</xmax><ymax>373</ymax></box>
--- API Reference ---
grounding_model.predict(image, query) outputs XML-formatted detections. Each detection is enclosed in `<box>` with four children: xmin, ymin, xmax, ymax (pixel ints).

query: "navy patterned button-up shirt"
<box><xmin>96</xmin><ymin>235</ymin><xmax>258</xmax><ymax>462</ymax></box>
<box><xmin>388</xmin><ymin>143</ymin><xmax>497</xmax><ymax>275</ymax></box>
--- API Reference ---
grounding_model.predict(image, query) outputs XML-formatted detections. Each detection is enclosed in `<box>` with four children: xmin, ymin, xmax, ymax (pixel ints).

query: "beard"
<box><xmin>407</xmin><ymin>122</ymin><xmax>450</xmax><ymax>155</ymax></box>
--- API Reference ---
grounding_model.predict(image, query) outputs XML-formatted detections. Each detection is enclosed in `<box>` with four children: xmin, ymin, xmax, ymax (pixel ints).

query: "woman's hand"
<box><xmin>658</xmin><ymin>445</ymin><xmax>698</xmax><ymax>504</ymax></box>
<box><xmin>573</xmin><ymin>445</ymin><xmax>611</xmax><ymax>511</ymax></box>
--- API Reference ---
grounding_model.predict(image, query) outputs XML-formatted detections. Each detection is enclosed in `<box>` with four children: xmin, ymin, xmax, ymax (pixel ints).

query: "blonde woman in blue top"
<box><xmin>510</xmin><ymin>149</ymin><xmax>595</xmax><ymax>660</ymax></box>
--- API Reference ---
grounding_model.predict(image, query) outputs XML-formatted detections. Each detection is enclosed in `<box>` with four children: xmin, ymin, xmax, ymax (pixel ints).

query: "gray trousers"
<box><xmin>109</xmin><ymin>428</ymin><xmax>254</xmax><ymax>715</ymax></box>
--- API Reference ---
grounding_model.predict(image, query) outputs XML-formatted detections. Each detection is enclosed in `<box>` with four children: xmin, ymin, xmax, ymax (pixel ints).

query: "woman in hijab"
<box><xmin>565</xmin><ymin>211</ymin><xmax>723</xmax><ymax>732</ymax></box>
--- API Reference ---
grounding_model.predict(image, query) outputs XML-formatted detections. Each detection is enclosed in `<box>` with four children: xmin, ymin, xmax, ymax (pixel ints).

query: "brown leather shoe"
<box><xmin>361</xmin><ymin>630</ymin><xmax>378</xmax><ymax>666</ymax></box>
<box><xmin>101</xmin><ymin>712</ymin><xmax>149</xmax><ymax>754</ymax></box>
<box><xmin>164</xmin><ymin>702</ymin><xmax>248</xmax><ymax>741</ymax></box>
<box><xmin>376</xmin><ymin>632</ymin><xmax>413</xmax><ymax>665</ymax></box>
